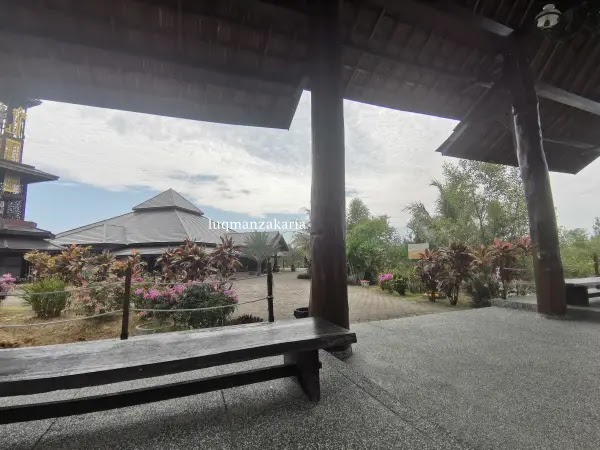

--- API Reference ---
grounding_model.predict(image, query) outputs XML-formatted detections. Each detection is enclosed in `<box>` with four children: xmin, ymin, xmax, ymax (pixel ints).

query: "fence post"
<box><xmin>267</xmin><ymin>261</ymin><xmax>274</xmax><ymax>322</ymax></box>
<box><xmin>120</xmin><ymin>264</ymin><xmax>132</xmax><ymax>340</ymax></box>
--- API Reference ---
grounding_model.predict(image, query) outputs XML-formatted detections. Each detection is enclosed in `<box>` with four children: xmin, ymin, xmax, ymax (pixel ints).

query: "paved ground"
<box><xmin>347</xmin><ymin>307</ymin><xmax>600</xmax><ymax>450</ymax></box>
<box><xmin>3</xmin><ymin>306</ymin><xmax>599</xmax><ymax>449</ymax></box>
<box><xmin>232</xmin><ymin>270</ymin><xmax>468</xmax><ymax>322</ymax></box>
<box><xmin>1</xmin><ymin>351</ymin><xmax>469</xmax><ymax>450</ymax></box>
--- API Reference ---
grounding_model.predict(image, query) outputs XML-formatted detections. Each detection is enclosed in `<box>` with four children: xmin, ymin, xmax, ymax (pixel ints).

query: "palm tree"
<box><xmin>242</xmin><ymin>232</ymin><xmax>273</xmax><ymax>276</ymax></box>
<box><xmin>292</xmin><ymin>208</ymin><xmax>311</xmax><ymax>276</ymax></box>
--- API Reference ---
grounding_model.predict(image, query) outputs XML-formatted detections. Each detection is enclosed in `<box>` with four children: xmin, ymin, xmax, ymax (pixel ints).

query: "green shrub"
<box><xmin>173</xmin><ymin>284</ymin><xmax>236</xmax><ymax>329</ymax></box>
<box><xmin>297</xmin><ymin>273</ymin><xmax>311</xmax><ymax>279</ymax></box>
<box><xmin>464</xmin><ymin>272</ymin><xmax>499</xmax><ymax>307</ymax></box>
<box><xmin>23</xmin><ymin>278</ymin><xmax>70</xmax><ymax>318</ymax></box>
<box><xmin>229</xmin><ymin>314</ymin><xmax>264</xmax><ymax>325</ymax></box>
<box><xmin>392</xmin><ymin>275</ymin><xmax>408</xmax><ymax>296</ymax></box>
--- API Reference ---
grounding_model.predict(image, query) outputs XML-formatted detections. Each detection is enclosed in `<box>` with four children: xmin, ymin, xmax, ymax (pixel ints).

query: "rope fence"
<box><xmin>0</xmin><ymin>263</ymin><xmax>276</xmax><ymax>337</ymax></box>
<box><xmin>0</xmin><ymin>297</ymin><xmax>269</xmax><ymax>329</ymax></box>
<box><xmin>0</xmin><ymin>275</ymin><xmax>265</xmax><ymax>298</ymax></box>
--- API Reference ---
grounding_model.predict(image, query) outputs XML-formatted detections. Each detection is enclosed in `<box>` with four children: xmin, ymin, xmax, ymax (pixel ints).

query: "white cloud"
<box><xmin>23</xmin><ymin>92</ymin><xmax>600</xmax><ymax>234</ymax></box>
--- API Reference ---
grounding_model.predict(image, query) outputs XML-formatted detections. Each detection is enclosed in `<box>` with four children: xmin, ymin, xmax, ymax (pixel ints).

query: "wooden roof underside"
<box><xmin>0</xmin><ymin>0</ymin><xmax>598</xmax><ymax>173</ymax></box>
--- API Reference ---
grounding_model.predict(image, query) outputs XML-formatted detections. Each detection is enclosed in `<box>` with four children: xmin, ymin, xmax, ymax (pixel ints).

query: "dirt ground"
<box><xmin>0</xmin><ymin>306</ymin><xmax>144</xmax><ymax>348</ymax></box>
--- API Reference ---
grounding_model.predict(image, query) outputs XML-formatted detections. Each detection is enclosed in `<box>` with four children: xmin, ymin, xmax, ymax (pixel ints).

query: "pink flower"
<box><xmin>134</xmin><ymin>288</ymin><xmax>144</xmax><ymax>295</ymax></box>
<box><xmin>379</xmin><ymin>274</ymin><xmax>393</xmax><ymax>283</ymax></box>
<box><xmin>143</xmin><ymin>289</ymin><xmax>161</xmax><ymax>300</ymax></box>
<box><xmin>223</xmin><ymin>289</ymin><xmax>239</xmax><ymax>304</ymax></box>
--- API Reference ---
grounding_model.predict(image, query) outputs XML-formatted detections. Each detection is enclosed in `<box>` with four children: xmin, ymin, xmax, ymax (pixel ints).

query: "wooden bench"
<box><xmin>0</xmin><ymin>318</ymin><xmax>356</xmax><ymax>424</ymax></box>
<box><xmin>565</xmin><ymin>277</ymin><xmax>600</xmax><ymax>306</ymax></box>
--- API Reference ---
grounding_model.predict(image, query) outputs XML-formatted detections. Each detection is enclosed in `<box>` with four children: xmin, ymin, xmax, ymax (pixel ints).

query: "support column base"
<box><xmin>326</xmin><ymin>344</ymin><xmax>353</xmax><ymax>360</ymax></box>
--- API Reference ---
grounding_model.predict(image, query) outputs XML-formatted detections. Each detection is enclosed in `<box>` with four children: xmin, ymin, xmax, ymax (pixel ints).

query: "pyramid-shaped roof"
<box><xmin>53</xmin><ymin>190</ymin><xmax>222</xmax><ymax>247</ymax></box>
<box><xmin>133</xmin><ymin>189</ymin><xmax>203</xmax><ymax>215</ymax></box>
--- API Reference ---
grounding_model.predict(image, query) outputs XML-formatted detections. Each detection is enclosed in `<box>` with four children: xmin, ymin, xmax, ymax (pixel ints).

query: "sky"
<box><xmin>22</xmin><ymin>92</ymin><xmax>600</xmax><ymax>237</ymax></box>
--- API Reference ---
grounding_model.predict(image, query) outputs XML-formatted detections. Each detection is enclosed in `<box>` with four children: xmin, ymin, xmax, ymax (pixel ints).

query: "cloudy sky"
<box><xmin>23</xmin><ymin>92</ymin><xmax>600</xmax><ymax>236</ymax></box>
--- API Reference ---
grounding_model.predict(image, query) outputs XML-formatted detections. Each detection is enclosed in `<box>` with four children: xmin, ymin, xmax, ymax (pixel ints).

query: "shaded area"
<box><xmin>347</xmin><ymin>307</ymin><xmax>600</xmax><ymax>450</ymax></box>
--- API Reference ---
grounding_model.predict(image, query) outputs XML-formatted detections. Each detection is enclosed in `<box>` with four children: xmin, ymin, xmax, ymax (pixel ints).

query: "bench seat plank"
<box><xmin>565</xmin><ymin>277</ymin><xmax>600</xmax><ymax>287</ymax></box>
<box><xmin>1</xmin><ymin>365</ymin><xmax>299</xmax><ymax>424</ymax></box>
<box><xmin>0</xmin><ymin>318</ymin><xmax>356</xmax><ymax>396</ymax></box>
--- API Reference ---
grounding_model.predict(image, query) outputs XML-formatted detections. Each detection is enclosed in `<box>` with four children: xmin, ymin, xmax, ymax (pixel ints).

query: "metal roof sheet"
<box><xmin>133</xmin><ymin>189</ymin><xmax>204</xmax><ymax>215</ymax></box>
<box><xmin>54</xmin><ymin>190</ymin><xmax>245</xmax><ymax>247</ymax></box>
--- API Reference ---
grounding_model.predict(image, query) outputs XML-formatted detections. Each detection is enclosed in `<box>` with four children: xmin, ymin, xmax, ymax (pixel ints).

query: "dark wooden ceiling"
<box><xmin>0</xmin><ymin>0</ymin><xmax>598</xmax><ymax>172</ymax></box>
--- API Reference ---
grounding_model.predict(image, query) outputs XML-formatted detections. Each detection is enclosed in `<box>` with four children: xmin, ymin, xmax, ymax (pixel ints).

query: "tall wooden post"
<box><xmin>120</xmin><ymin>264</ymin><xmax>132</xmax><ymax>340</ymax></box>
<box><xmin>308</xmin><ymin>0</ymin><xmax>349</xmax><ymax>331</ymax></box>
<box><xmin>267</xmin><ymin>261</ymin><xmax>274</xmax><ymax>322</ymax></box>
<box><xmin>504</xmin><ymin>46</ymin><xmax>566</xmax><ymax>316</ymax></box>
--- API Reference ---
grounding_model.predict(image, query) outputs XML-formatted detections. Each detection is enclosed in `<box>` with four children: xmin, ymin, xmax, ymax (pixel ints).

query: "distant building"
<box><xmin>0</xmin><ymin>99</ymin><xmax>60</xmax><ymax>276</ymax></box>
<box><xmin>52</xmin><ymin>189</ymin><xmax>288</xmax><ymax>272</ymax></box>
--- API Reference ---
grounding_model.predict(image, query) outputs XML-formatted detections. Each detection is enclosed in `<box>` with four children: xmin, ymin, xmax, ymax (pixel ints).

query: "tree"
<box><xmin>292</xmin><ymin>208</ymin><xmax>312</xmax><ymax>275</ymax></box>
<box><xmin>243</xmin><ymin>232</ymin><xmax>273</xmax><ymax>276</ymax></box>
<box><xmin>405</xmin><ymin>160</ymin><xmax>529</xmax><ymax>247</ymax></box>
<box><xmin>559</xmin><ymin>223</ymin><xmax>600</xmax><ymax>277</ymax></box>
<box><xmin>347</xmin><ymin>198</ymin><xmax>371</xmax><ymax>231</ymax></box>
<box><xmin>593</xmin><ymin>217</ymin><xmax>600</xmax><ymax>237</ymax></box>
<box><xmin>346</xmin><ymin>215</ymin><xmax>399</xmax><ymax>281</ymax></box>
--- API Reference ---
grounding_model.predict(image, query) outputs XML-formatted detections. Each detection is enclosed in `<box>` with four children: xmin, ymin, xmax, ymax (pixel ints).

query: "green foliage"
<box><xmin>297</xmin><ymin>272</ymin><xmax>311</xmax><ymax>279</ymax></box>
<box><xmin>90</xmin><ymin>250</ymin><xmax>116</xmax><ymax>282</ymax></box>
<box><xmin>242</xmin><ymin>232</ymin><xmax>272</xmax><ymax>275</ymax></box>
<box><xmin>346</xmin><ymin>215</ymin><xmax>403</xmax><ymax>280</ymax></box>
<box><xmin>415</xmin><ymin>249</ymin><xmax>444</xmax><ymax>302</ymax></box>
<box><xmin>23</xmin><ymin>250</ymin><xmax>56</xmax><ymax>279</ymax></box>
<box><xmin>161</xmin><ymin>239</ymin><xmax>212</xmax><ymax>282</ymax></box>
<box><xmin>23</xmin><ymin>278</ymin><xmax>70</xmax><ymax>318</ymax></box>
<box><xmin>347</xmin><ymin>198</ymin><xmax>371</xmax><ymax>231</ymax></box>
<box><xmin>392</xmin><ymin>274</ymin><xmax>408</xmax><ymax>296</ymax></box>
<box><xmin>292</xmin><ymin>208</ymin><xmax>311</xmax><ymax>276</ymax></box>
<box><xmin>72</xmin><ymin>276</ymin><xmax>125</xmax><ymax>316</ymax></box>
<box><xmin>53</xmin><ymin>245</ymin><xmax>92</xmax><ymax>286</ymax></box>
<box><xmin>438</xmin><ymin>243</ymin><xmax>475</xmax><ymax>305</ymax></box>
<box><xmin>228</xmin><ymin>314</ymin><xmax>264</xmax><ymax>325</ymax></box>
<box><xmin>405</xmin><ymin>161</ymin><xmax>528</xmax><ymax>247</ymax></box>
<box><xmin>211</xmin><ymin>236</ymin><xmax>242</xmax><ymax>280</ymax></box>
<box><xmin>559</xmin><ymin>230</ymin><xmax>600</xmax><ymax>278</ymax></box>
<box><xmin>283</xmin><ymin>246</ymin><xmax>304</xmax><ymax>271</ymax></box>
<box><xmin>172</xmin><ymin>284</ymin><xmax>236</xmax><ymax>329</ymax></box>
<box><xmin>465</xmin><ymin>245</ymin><xmax>500</xmax><ymax>307</ymax></box>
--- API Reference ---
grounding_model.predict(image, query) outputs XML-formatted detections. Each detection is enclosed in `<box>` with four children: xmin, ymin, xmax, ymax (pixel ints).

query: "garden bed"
<box><xmin>0</xmin><ymin>306</ymin><xmax>144</xmax><ymax>348</ymax></box>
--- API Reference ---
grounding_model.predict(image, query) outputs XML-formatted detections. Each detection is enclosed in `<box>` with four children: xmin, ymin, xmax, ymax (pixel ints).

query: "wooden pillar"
<box><xmin>504</xmin><ymin>46</ymin><xmax>566</xmax><ymax>316</ymax></box>
<box><xmin>308</xmin><ymin>0</ymin><xmax>349</xmax><ymax>330</ymax></box>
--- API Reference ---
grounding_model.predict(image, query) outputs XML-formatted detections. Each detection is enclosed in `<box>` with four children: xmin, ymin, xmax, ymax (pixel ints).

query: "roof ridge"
<box><xmin>174</xmin><ymin>209</ymin><xmax>195</xmax><ymax>241</ymax></box>
<box><xmin>132</xmin><ymin>189</ymin><xmax>203</xmax><ymax>215</ymax></box>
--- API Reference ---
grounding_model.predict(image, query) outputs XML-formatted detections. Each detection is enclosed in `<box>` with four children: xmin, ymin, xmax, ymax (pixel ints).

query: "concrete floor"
<box><xmin>2</xmin><ymin>307</ymin><xmax>599</xmax><ymax>449</ymax></box>
<box><xmin>347</xmin><ymin>307</ymin><xmax>600</xmax><ymax>450</ymax></box>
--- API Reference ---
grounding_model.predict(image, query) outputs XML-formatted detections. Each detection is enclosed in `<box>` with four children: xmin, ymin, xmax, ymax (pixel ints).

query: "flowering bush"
<box><xmin>132</xmin><ymin>282</ymin><xmax>238</xmax><ymax>329</ymax></box>
<box><xmin>0</xmin><ymin>273</ymin><xmax>16</xmax><ymax>302</ymax></box>
<box><xmin>174</xmin><ymin>284</ymin><xmax>238</xmax><ymax>329</ymax></box>
<box><xmin>71</xmin><ymin>276</ymin><xmax>125</xmax><ymax>316</ymax></box>
<box><xmin>379</xmin><ymin>273</ymin><xmax>394</xmax><ymax>291</ymax></box>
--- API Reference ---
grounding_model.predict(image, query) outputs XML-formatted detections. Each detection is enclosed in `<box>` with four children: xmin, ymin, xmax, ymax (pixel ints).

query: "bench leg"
<box><xmin>566</xmin><ymin>285</ymin><xmax>589</xmax><ymax>307</ymax></box>
<box><xmin>284</xmin><ymin>350</ymin><xmax>321</xmax><ymax>402</ymax></box>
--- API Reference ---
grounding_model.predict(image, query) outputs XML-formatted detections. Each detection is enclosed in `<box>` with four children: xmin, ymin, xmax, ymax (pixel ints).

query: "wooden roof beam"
<box><xmin>536</xmin><ymin>82</ymin><xmax>600</xmax><ymax>116</ymax></box>
<box><xmin>367</xmin><ymin>0</ymin><xmax>512</xmax><ymax>53</ymax></box>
